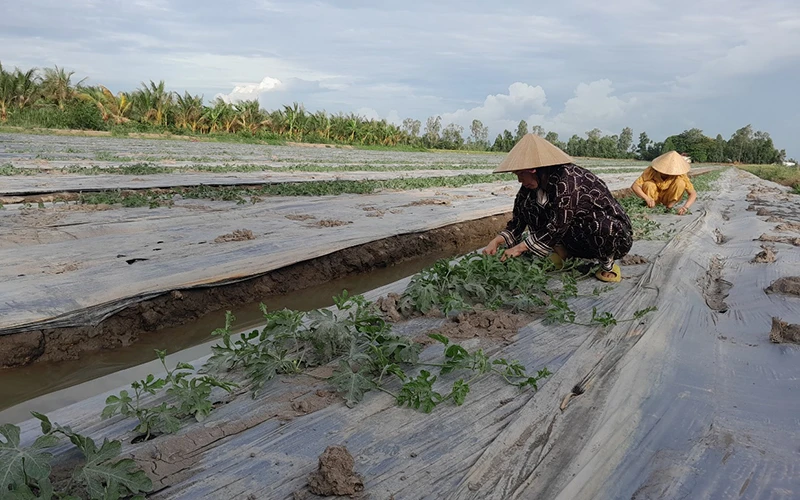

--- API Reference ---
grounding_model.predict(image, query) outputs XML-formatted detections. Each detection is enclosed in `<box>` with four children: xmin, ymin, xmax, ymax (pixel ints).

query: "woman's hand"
<box><xmin>645</xmin><ymin>196</ymin><xmax>656</xmax><ymax>208</ymax></box>
<box><xmin>677</xmin><ymin>206</ymin><xmax>688</xmax><ymax>215</ymax></box>
<box><xmin>500</xmin><ymin>243</ymin><xmax>528</xmax><ymax>262</ymax></box>
<box><xmin>482</xmin><ymin>236</ymin><xmax>505</xmax><ymax>255</ymax></box>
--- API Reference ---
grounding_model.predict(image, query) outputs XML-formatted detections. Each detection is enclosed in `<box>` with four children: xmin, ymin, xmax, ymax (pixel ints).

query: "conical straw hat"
<box><xmin>651</xmin><ymin>151</ymin><xmax>691</xmax><ymax>175</ymax></box>
<box><xmin>493</xmin><ymin>134</ymin><xmax>574</xmax><ymax>173</ymax></box>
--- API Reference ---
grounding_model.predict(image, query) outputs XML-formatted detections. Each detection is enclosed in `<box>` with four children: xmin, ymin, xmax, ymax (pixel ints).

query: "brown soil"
<box><xmin>0</xmin><ymin>213</ymin><xmax>511</xmax><ymax>367</ymax></box>
<box><xmin>756</xmin><ymin>208</ymin><xmax>772</xmax><ymax>216</ymax></box>
<box><xmin>757</xmin><ymin>234</ymin><xmax>800</xmax><ymax>246</ymax></box>
<box><xmin>376</xmin><ymin>293</ymin><xmax>406</xmax><ymax>322</ymax></box>
<box><xmin>765</xmin><ymin>277</ymin><xmax>800</xmax><ymax>296</ymax></box>
<box><xmin>701</xmin><ymin>256</ymin><xmax>731</xmax><ymax>313</ymax></box>
<box><xmin>769</xmin><ymin>317</ymin><xmax>800</xmax><ymax>344</ymax></box>
<box><xmin>213</xmin><ymin>229</ymin><xmax>255</xmax><ymax>243</ymax></box>
<box><xmin>620</xmin><ymin>254</ymin><xmax>649</xmax><ymax>266</ymax></box>
<box><xmin>775</xmin><ymin>222</ymin><xmax>800</xmax><ymax>233</ymax></box>
<box><xmin>307</xmin><ymin>446</ymin><xmax>364</xmax><ymax>496</ymax></box>
<box><xmin>285</xmin><ymin>214</ymin><xmax>316</xmax><ymax>221</ymax></box>
<box><xmin>751</xmin><ymin>245</ymin><xmax>777</xmax><ymax>264</ymax></box>
<box><xmin>429</xmin><ymin>309</ymin><xmax>530</xmax><ymax>343</ymax></box>
<box><xmin>714</xmin><ymin>229</ymin><xmax>728</xmax><ymax>245</ymax></box>
<box><xmin>765</xmin><ymin>216</ymin><xmax>786</xmax><ymax>223</ymax></box>
<box><xmin>313</xmin><ymin>219</ymin><xmax>352</xmax><ymax>228</ymax></box>
<box><xmin>403</xmin><ymin>198</ymin><xmax>451</xmax><ymax>207</ymax></box>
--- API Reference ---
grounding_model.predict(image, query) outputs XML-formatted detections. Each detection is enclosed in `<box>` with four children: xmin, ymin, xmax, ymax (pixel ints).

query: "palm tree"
<box><xmin>204</xmin><ymin>98</ymin><xmax>233</xmax><ymax>134</ymax></box>
<box><xmin>282</xmin><ymin>102</ymin><xmax>305</xmax><ymax>139</ymax></box>
<box><xmin>41</xmin><ymin>66</ymin><xmax>85</xmax><ymax>110</ymax></box>
<box><xmin>173</xmin><ymin>92</ymin><xmax>205</xmax><ymax>132</ymax></box>
<box><xmin>234</xmin><ymin>99</ymin><xmax>264</xmax><ymax>134</ymax></box>
<box><xmin>0</xmin><ymin>63</ymin><xmax>14</xmax><ymax>121</ymax></box>
<box><xmin>78</xmin><ymin>85</ymin><xmax>132</xmax><ymax>124</ymax></box>
<box><xmin>10</xmin><ymin>68</ymin><xmax>39</xmax><ymax>112</ymax></box>
<box><xmin>134</xmin><ymin>80</ymin><xmax>172</xmax><ymax>126</ymax></box>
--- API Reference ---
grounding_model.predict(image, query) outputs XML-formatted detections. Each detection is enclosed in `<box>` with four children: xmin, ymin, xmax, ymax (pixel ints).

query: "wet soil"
<box><xmin>307</xmin><ymin>446</ymin><xmax>364</xmax><ymax>496</ymax></box>
<box><xmin>701</xmin><ymin>256</ymin><xmax>731</xmax><ymax>313</ymax></box>
<box><xmin>751</xmin><ymin>245</ymin><xmax>777</xmax><ymax>264</ymax></box>
<box><xmin>0</xmin><ymin>214</ymin><xmax>511</xmax><ymax>368</ymax></box>
<box><xmin>427</xmin><ymin>309</ymin><xmax>530</xmax><ymax>343</ymax></box>
<box><xmin>775</xmin><ymin>222</ymin><xmax>800</xmax><ymax>233</ymax></box>
<box><xmin>757</xmin><ymin>234</ymin><xmax>800</xmax><ymax>246</ymax></box>
<box><xmin>404</xmin><ymin>198</ymin><xmax>451</xmax><ymax>206</ymax></box>
<box><xmin>313</xmin><ymin>219</ymin><xmax>353</xmax><ymax>228</ymax></box>
<box><xmin>285</xmin><ymin>214</ymin><xmax>316</xmax><ymax>221</ymax></box>
<box><xmin>213</xmin><ymin>229</ymin><xmax>255</xmax><ymax>243</ymax></box>
<box><xmin>765</xmin><ymin>277</ymin><xmax>800</xmax><ymax>296</ymax></box>
<box><xmin>769</xmin><ymin>318</ymin><xmax>800</xmax><ymax>344</ymax></box>
<box><xmin>621</xmin><ymin>254</ymin><xmax>649</xmax><ymax>266</ymax></box>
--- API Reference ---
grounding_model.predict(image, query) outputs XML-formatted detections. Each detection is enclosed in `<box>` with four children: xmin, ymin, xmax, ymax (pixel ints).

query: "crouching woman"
<box><xmin>483</xmin><ymin>135</ymin><xmax>633</xmax><ymax>283</ymax></box>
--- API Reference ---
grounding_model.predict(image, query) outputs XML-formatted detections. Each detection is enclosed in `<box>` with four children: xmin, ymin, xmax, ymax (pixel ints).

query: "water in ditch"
<box><xmin>0</xmin><ymin>245</ymin><xmax>483</xmax><ymax>424</ymax></box>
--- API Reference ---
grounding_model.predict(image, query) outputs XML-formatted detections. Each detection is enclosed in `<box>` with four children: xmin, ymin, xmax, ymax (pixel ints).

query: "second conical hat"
<box><xmin>493</xmin><ymin>134</ymin><xmax>574</xmax><ymax>173</ymax></box>
<box><xmin>651</xmin><ymin>151</ymin><xmax>691</xmax><ymax>175</ymax></box>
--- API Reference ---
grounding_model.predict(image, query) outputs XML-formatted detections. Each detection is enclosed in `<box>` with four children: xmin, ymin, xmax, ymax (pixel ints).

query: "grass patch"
<box><xmin>738</xmin><ymin>164</ymin><xmax>800</xmax><ymax>193</ymax></box>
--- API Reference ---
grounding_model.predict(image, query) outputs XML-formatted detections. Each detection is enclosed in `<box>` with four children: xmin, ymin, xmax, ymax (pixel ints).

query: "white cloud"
<box><xmin>438</xmin><ymin>80</ymin><xmax>636</xmax><ymax>140</ymax></box>
<box><xmin>216</xmin><ymin>76</ymin><xmax>283</xmax><ymax>103</ymax></box>
<box><xmin>355</xmin><ymin>107</ymin><xmax>380</xmax><ymax>120</ymax></box>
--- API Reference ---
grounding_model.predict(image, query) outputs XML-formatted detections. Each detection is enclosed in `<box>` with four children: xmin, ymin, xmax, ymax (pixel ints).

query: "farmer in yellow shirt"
<box><xmin>631</xmin><ymin>151</ymin><xmax>696</xmax><ymax>215</ymax></box>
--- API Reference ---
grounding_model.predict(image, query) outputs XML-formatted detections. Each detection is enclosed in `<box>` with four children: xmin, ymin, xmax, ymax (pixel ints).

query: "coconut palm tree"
<box><xmin>234</xmin><ymin>99</ymin><xmax>264</xmax><ymax>134</ymax></box>
<box><xmin>9</xmin><ymin>67</ymin><xmax>39</xmax><ymax>112</ymax></box>
<box><xmin>78</xmin><ymin>85</ymin><xmax>132</xmax><ymax>124</ymax></box>
<box><xmin>204</xmin><ymin>97</ymin><xmax>233</xmax><ymax>134</ymax></box>
<box><xmin>173</xmin><ymin>91</ymin><xmax>205</xmax><ymax>132</ymax></box>
<box><xmin>41</xmin><ymin>66</ymin><xmax>85</xmax><ymax>110</ymax></box>
<box><xmin>0</xmin><ymin>63</ymin><xmax>14</xmax><ymax>121</ymax></box>
<box><xmin>134</xmin><ymin>80</ymin><xmax>172</xmax><ymax>126</ymax></box>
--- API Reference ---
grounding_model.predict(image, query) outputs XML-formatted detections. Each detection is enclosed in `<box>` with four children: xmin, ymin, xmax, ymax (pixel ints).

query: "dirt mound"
<box><xmin>285</xmin><ymin>214</ymin><xmax>316</xmax><ymax>221</ymax></box>
<box><xmin>214</xmin><ymin>229</ymin><xmax>255</xmax><ymax>243</ymax></box>
<box><xmin>765</xmin><ymin>216</ymin><xmax>786</xmax><ymax>223</ymax></box>
<box><xmin>758</xmin><ymin>234</ymin><xmax>800</xmax><ymax>246</ymax></box>
<box><xmin>307</xmin><ymin>446</ymin><xmax>364</xmax><ymax>496</ymax></box>
<box><xmin>376</xmin><ymin>293</ymin><xmax>405</xmax><ymax>322</ymax></box>
<box><xmin>431</xmin><ymin>309</ymin><xmax>528</xmax><ymax>342</ymax></box>
<box><xmin>765</xmin><ymin>277</ymin><xmax>800</xmax><ymax>296</ymax></box>
<box><xmin>756</xmin><ymin>208</ymin><xmax>772</xmax><ymax>216</ymax></box>
<box><xmin>404</xmin><ymin>198</ymin><xmax>451</xmax><ymax>207</ymax></box>
<box><xmin>701</xmin><ymin>256</ymin><xmax>731</xmax><ymax>313</ymax></box>
<box><xmin>314</xmin><ymin>219</ymin><xmax>352</xmax><ymax>227</ymax></box>
<box><xmin>775</xmin><ymin>222</ymin><xmax>800</xmax><ymax>233</ymax></box>
<box><xmin>621</xmin><ymin>254</ymin><xmax>649</xmax><ymax>266</ymax></box>
<box><xmin>752</xmin><ymin>245</ymin><xmax>777</xmax><ymax>264</ymax></box>
<box><xmin>769</xmin><ymin>317</ymin><xmax>800</xmax><ymax>344</ymax></box>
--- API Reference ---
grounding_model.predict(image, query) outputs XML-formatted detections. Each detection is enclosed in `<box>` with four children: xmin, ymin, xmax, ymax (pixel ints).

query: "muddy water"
<box><xmin>0</xmin><ymin>247</ymin><xmax>475</xmax><ymax>424</ymax></box>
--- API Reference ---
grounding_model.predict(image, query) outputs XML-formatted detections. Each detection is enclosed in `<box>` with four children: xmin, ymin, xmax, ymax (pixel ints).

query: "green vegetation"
<box><xmin>0</xmin><ymin>413</ymin><xmax>151</xmax><ymax>499</ymax></box>
<box><xmin>738</xmin><ymin>164</ymin><xmax>800</xmax><ymax>193</ymax></box>
<box><xmin>0</xmin><ymin>62</ymin><xmax>787</xmax><ymax>162</ymax></box>
<box><xmin>51</xmin><ymin>174</ymin><xmax>515</xmax><ymax>208</ymax></box>
<box><xmin>102</xmin><ymin>350</ymin><xmax>236</xmax><ymax>440</ymax></box>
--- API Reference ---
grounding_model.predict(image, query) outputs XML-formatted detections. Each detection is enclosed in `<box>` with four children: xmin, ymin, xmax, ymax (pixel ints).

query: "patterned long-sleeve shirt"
<box><xmin>499</xmin><ymin>164</ymin><xmax>632</xmax><ymax>261</ymax></box>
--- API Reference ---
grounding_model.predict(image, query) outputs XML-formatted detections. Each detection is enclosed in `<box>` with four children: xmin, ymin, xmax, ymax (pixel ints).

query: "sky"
<box><xmin>1</xmin><ymin>0</ymin><xmax>798</xmax><ymax>157</ymax></box>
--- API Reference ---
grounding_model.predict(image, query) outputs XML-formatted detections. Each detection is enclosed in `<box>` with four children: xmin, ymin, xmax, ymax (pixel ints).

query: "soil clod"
<box><xmin>758</xmin><ymin>234</ymin><xmax>800</xmax><ymax>246</ymax></box>
<box><xmin>765</xmin><ymin>277</ymin><xmax>800</xmax><ymax>296</ymax></box>
<box><xmin>769</xmin><ymin>317</ymin><xmax>800</xmax><ymax>344</ymax></box>
<box><xmin>775</xmin><ymin>222</ymin><xmax>800</xmax><ymax>233</ymax></box>
<box><xmin>621</xmin><ymin>254</ymin><xmax>649</xmax><ymax>266</ymax></box>
<box><xmin>752</xmin><ymin>245</ymin><xmax>777</xmax><ymax>264</ymax></box>
<box><xmin>701</xmin><ymin>256</ymin><xmax>731</xmax><ymax>313</ymax></box>
<box><xmin>403</xmin><ymin>198</ymin><xmax>451</xmax><ymax>207</ymax></box>
<box><xmin>314</xmin><ymin>219</ymin><xmax>352</xmax><ymax>228</ymax></box>
<box><xmin>214</xmin><ymin>229</ymin><xmax>255</xmax><ymax>243</ymax></box>
<box><xmin>307</xmin><ymin>445</ymin><xmax>364</xmax><ymax>496</ymax></box>
<box><xmin>431</xmin><ymin>309</ymin><xmax>528</xmax><ymax>342</ymax></box>
<box><xmin>756</xmin><ymin>208</ymin><xmax>772</xmax><ymax>216</ymax></box>
<box><xmin>285</xmin><ymin>214</ymin><xmax>316</xmax><ymax>221</ymax></box>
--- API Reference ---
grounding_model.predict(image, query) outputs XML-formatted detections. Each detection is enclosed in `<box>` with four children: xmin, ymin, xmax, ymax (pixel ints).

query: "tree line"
<box><xmin>0</xmin><ymin>62</ymin><xmax>787</xmax><ymax>164</ymax></box>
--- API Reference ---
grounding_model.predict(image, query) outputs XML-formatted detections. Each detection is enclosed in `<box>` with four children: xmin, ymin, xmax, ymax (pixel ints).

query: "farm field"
<box><xmin>1</xmin><ymin>133</ymin><xmax>798</xmax><ymax>499</ymax></box>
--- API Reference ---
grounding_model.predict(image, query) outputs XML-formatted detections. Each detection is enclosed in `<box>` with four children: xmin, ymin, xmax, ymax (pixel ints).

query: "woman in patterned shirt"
<box><xmin>483</xmin><ymin>134</ymin><xmax>632</xmax><ymax>282</ymax></box>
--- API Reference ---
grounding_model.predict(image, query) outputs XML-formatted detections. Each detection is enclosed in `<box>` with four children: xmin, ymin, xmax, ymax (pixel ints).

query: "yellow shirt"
<box><xmin>634</xmin><ymin>167</ymin><xmax>694</xmax><ymax>193</ymax></box>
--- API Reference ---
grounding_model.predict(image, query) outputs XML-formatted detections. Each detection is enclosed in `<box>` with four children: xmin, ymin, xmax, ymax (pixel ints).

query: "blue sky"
<box><xmin>1</xmin><ymin>0</ymin><xmax>798</xmax><ymax>157</ymax></box>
